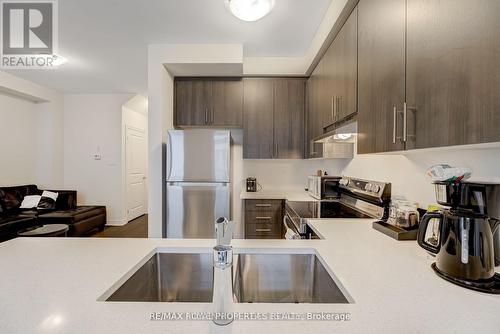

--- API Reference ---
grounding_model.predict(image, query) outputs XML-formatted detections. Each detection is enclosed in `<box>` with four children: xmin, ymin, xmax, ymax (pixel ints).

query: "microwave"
<box><xmin>307</xmin><ymin>176</ymin><xmax>341</xmax><ymax>200</ymax></box>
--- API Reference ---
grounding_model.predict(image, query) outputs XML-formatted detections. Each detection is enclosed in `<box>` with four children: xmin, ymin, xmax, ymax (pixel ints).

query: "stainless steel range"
<box><xmin>283</xmin><ymin>176</ymin><xmax>391</xmax><ymax>239</ymax></box>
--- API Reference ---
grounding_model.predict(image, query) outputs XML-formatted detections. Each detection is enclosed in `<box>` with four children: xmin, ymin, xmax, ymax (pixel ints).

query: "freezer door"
<box><xmin>166</xmin><ymin>182</ymin><xmax>230</xmax><ymax>238</ymax></box>
<box><xmin>167</xmin><ymin>130</ymin><xmax>230</xmax><ymax>182</ymax></box>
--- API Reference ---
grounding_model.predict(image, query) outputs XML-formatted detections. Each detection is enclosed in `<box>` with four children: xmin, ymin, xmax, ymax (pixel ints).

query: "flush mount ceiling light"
<box><xmin>225</xmin><ymin>0</ymin><xmax>276</xmax><ymax>22</ymax></box>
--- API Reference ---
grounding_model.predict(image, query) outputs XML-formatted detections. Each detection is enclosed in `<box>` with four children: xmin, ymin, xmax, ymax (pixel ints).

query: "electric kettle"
<box><xmin>417</xmin><ymin>181</ymin><xmax>500</xmax><ymax>293</ymax></box>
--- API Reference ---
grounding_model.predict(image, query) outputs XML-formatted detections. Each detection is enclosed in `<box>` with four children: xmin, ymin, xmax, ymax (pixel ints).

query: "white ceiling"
<box><xmin>5</xmin><ymin>0</ymin><xmax>332</xmax><ymax>94</ymax></box>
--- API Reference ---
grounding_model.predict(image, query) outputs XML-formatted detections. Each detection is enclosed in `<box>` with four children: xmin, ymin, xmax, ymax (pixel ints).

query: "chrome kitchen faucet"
<box><xmin>213</xmin><ymin>217</ymin><xmax>234</xmax><ymax>326</ymax></box>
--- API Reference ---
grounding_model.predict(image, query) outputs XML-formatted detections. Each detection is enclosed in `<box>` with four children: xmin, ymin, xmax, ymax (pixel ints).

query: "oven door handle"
<box><xmin>283</xmin><ymin>213</ymin><xmax>301</xmax><ymax>239</ymax></box>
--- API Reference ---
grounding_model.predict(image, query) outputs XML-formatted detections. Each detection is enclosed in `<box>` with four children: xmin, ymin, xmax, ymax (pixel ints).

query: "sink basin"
<box><xmin>233</xmin><ymin>253</ymin><xmax>350</xmax><ymax>304</ymax></box>
<box><xmin>105</xmin><ymin>252</ymin><xmax>213</xmax><ymax>302</ymax></box>
<box><xmin>102</xmin><ymin>251</ymin><xmax>351</xmax><ymax>304</ymax></box>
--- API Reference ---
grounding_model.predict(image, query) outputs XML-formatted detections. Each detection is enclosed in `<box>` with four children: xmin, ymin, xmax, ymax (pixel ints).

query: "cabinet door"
<box><xmin>211</xmin><ymin>79</ymin><xmax>243</xmax><ymax>127</ymax></box>
<box><xmin>335</xmin><ymin>7</ymin><xmax>358</xmax><ymax>121</ymax></box>
<box><xmin>322</xmin><ymin>42</ymin><xmax>337</xmax><ymax>128</ymax></box>
<box><xmin>306</xmin><ymin>67</ymin><xmax>324</xmax><ymax>158</ymax></box>
<box><xmin>274</xmin><ymin>79</ymin><xmax>306</xmax><ymax>159</ymax></box>
<box><xmin>406</xmin><ymin>0</ymin><xmax>500</xmax><ymax>149</ymax></box>
<box><xmin>243</xmin><ymin>78</ymin><xmax>274</xmax><ymax>159</ymax></box>
<box><xmin>357</xmin><ymin>0</ymin><xmax>406</xmax><ymax>154</ymax></box>
<box><xmin>175</xmin><ymin>80</ymin><xmax>211</xmax><ymax>126</ymax></box>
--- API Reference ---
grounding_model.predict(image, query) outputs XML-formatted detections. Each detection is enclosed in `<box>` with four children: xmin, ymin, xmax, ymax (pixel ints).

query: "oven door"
<box><xmin>283</xmin><ymin>212</ymin><xmax>301</xmax><ymax>239</ymax></box>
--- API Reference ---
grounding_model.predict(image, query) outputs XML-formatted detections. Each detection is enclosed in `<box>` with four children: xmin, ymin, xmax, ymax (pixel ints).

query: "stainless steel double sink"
<box><xmin>103</xmin><ymin>251</ymin><xmax>351</xmax><ymax>304</ymax></box>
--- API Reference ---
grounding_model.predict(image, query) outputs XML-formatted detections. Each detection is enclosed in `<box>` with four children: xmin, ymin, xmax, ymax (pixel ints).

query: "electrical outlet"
<box><xmin>93</xmin><ymin>153</ymin><xmax>102</xmax><ymax>160</ymax></box>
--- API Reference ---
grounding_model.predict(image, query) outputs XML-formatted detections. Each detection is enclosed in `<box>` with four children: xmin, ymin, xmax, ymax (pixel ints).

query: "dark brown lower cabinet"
<box><xmin>244</xmin><ymin>199</ymin><xmax>283</xmax><ymax>239</ymax></box>
<box><xmin>406</xmin><ymin>0</ymin><xmax>500</xmax><ymax>149</ymax></box>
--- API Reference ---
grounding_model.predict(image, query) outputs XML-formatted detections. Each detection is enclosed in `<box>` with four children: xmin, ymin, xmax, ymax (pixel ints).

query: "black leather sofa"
<box><xmin>0</xmin><ymin>185</ymin><xmax>106</xmax><ymax>240</ymax></box>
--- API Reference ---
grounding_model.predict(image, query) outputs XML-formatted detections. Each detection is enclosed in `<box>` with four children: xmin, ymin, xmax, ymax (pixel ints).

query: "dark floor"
<box><xmin>92</xmin><ymin>214</ymin><xmax>148</xmax><ymax>238</ymax></box>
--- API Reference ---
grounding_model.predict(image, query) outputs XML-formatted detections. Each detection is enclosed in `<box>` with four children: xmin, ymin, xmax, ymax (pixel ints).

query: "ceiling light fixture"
<box><xmin>225</xmin><ymin>0</ymin><xmax>275</xmax><ymax>22</ymax></box>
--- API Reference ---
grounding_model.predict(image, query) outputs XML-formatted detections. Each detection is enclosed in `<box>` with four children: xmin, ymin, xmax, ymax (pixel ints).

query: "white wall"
<box><xmin>0</xmin><ymin>71</ymin><xmax>64</xmax><ymax>188</ymax></box>
<box><xmin>0</xmin><ymin>94</ymin><xmax>39</xmax><ymax>186</ymax></box>
<box><xmin>63</xmin><ymin>94</ymin><xmax>133</xmax><ymax>225</ymax></box>
<box><xmin>239</xmin><ymin>142</ymin><xmax>500</xmax><ymax>211</ymax></box>
<box><xmin>342</xmin><ymin>146</ymin><xmax>500</xmax><ymax>209</ymax></box>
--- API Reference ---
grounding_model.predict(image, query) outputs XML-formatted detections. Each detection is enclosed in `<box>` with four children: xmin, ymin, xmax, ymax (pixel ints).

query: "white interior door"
<box><xmin>126</xmin><ymin>127</ymin><xmax>147</xmax><ymax>221</ymax></box>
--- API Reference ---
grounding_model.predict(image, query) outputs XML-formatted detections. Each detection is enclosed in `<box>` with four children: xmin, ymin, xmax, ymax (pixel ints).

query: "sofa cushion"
<box><xmin>37</xmin><ymin>191</ymin><xmax>59</xmax><ymax>210</ymax></box>
<box><xmin>0</xmin><ymin>215</ymin><xmax>37</xmax><ymax>238</ymax></box>
<box><xmin>38</xmin><ymin>206</ymin><xmax>106</xmax><ymax>224</ymax></box>
<box><xmin>0</xmin><ymin>185</ymin><xmax>39</xmax><ymax>212</ymax></box>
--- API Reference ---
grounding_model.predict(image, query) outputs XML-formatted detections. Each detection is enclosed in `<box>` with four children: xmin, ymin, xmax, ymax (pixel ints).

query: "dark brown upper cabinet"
<box><xmin>323</xmin><ymin>8</ymin><xmax>358</xmax><ymax>128</ymax></box>
<box><xmin>357</xmin><ymin>0</ymin><xmax>406</xmax><ymax>154</ymax></box>
<box><xmin>306</xmin><ymin>61</ymin><xmax>325</xmax><ymax>159</ymax></box>
<box><xmin>174</xmin><ymin>78</ymin><xmax>243</xmax><ymax>127</ymax></box>
<box><xmin>406</xmin><ymin>0</ymin><xmax>500</xmax><ymax>149</ymax></box>
<box><xmin>243</xmin><ymin>78</ymin><xmax>306</xmax><ymax>159</ymax></box>
<box><xmin>243</xmin><ymin>78</ymin><xmax>274</xmax><ymax>159</ymax></box>
<box><xmin>305</xmin><ymin>6</ymin><xmax>358</xmax><ymax>159</ymax></box>
<box><xmin>357</xmin><ymin>0</ymin><xmax>500</xmax><ymax>154</ymax></box>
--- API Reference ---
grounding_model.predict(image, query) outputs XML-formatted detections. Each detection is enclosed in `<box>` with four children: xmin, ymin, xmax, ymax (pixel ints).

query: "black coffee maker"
<box><xmin>418</xmin><ymin>181</ymin><xmax>500</xmax><ymax>293</ymax></box>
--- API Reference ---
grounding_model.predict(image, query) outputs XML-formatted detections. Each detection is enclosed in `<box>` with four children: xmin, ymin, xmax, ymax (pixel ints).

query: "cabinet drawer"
<box><xmin>245</xmin><ymin>223</ymin><xmax>281</xmax><ymax>239</ymax></box>
<box><xmin>245</xmin><ymin>211</ymin><xmax>279</xmax><ymax>225</ymax></box>
<box><xmin>245</xmin><ymin>199</ymin><xmax>282</xmax><ymax>212</ymax></box>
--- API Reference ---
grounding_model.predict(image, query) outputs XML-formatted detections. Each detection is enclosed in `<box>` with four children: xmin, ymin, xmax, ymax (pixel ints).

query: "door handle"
<box><xmin>393</xmin><ymin>106</ymin><xmax>397</xmax><ymax>144</ymax></box>
<box><xmin>255</xmin><ymin>228</ymin><xmax>272</xmax><ymax>233</ymax></box>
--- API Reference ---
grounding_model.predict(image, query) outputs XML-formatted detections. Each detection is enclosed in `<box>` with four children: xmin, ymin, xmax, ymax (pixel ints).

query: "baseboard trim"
<box><xmin>106</xmin><ymin>219</ymin><xmax>127</xmax><ymax>227</ymax></box>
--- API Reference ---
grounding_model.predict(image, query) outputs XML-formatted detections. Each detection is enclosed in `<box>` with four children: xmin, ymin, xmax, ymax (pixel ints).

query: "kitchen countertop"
<box><xmin>240</xmin><ymin>189</ymin><xmax>315</xmax><ymax>201</ymax></box>
<box><xmin>1</xmin><ymin>219</ymin><xmax>499</xmax><ymax>333</ymax></box>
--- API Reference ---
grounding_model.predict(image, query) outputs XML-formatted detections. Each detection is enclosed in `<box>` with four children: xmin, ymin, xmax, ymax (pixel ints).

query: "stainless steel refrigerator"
<box><xmin>165</xmin><ymin>129</ymin><xmax>230</xmax><ymax>238</ymax></box>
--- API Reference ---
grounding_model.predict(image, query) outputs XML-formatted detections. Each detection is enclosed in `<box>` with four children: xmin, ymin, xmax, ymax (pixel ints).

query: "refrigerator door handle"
<box><xmin>166</xmin><ymin>135</ymin><xmax>173</xmax><ymax>180</ymax></box>
<box><xmin>167</xmin><ymin>182</ymin><xmax>229</xmax><ymax>187</ymax></box>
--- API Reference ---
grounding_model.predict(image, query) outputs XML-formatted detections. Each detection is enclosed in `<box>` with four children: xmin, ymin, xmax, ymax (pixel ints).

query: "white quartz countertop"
<box><xmin>240</xmin><ymin>189</ymin><xmax>314</xmax><ymax>201</ymax></box>
<box><xmin>1</xmin><ymin>219</ymin><xmax>499</xmax><ymax>334</ymax></box>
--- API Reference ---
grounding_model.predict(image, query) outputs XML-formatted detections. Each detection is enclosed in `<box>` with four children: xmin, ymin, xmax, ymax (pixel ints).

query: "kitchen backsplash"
<box><xmin>342</xmin><ymin>146</ymin><xmax>500</xmax><ymax>209</ymax></box>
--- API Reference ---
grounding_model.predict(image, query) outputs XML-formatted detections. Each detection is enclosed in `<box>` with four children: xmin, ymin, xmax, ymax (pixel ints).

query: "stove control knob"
<box><xmin>339</xmin><ymin>178</ymin><xmax>349</xmax><ymax>187</ymax></box>
<box><xmin>365</xmin><ymin>183</ymin><xmax>373</xmax><ymax>192</ymax></box>
<box><xmin>371</xmin><ymin>184</ymin><xmax>381</xmax><ymax>193</ymax></box>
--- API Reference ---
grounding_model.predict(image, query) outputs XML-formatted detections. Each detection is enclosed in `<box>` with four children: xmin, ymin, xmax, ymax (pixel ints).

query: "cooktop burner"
<box><xmin>285</xmin><ymin>200</ymin><xmax>374</xmax><ymax>219</ymax></box>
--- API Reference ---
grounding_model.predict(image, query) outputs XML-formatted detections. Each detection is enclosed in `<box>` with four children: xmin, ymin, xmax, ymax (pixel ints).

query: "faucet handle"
<box><xmin>215</xmin><ymin>217</ymin><xmax>234</xmax><ymax>246</ymax></box>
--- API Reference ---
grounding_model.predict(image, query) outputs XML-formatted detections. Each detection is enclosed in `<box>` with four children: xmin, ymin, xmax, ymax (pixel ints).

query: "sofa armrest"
<box><xmin>46</xmin><ymin>190</ymin><xmax>77</xmax><ymax>210</ymax></box>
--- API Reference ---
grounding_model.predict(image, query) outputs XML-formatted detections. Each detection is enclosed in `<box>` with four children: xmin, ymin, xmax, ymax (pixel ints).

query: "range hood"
<box><xmin>313</xmin><ymin>122</ymin><xmax>356</xmax><ymax>159</ymax></box>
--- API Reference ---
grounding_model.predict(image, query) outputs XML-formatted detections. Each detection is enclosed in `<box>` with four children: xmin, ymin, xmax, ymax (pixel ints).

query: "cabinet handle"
<box><xmin>393</xmin><ymin>106</ymin><xmax>397</xmax><ymax>144</ymax></box>
<box><xmin>255</xmin><ymin>217</ymin><xmax>272</xmax><ymax>220</ymax></box>
<box><xmin>331</xmin><ymin>97</ymin><xmax>334</xmax><ymax>120</ymax></box>
<box><xmin>403</xmin><ymin>102</ymin><xmax>407</xmax><ymax>142</ymax></box>
<box><xmin>211</xmin><ymin>108</ymin><xmax>214</xmax><ymax>125</ymax></box>
<box><xmin>255</xmin><ymin>229</ymin><xmax>271</xmax><ymax>232</ymax></box>
<box><xmin>255</xmin><ymin>204</ymin><xmax>271</xmax><ymax>208</ymax></box>
<box><xmin>337</xmin><ymin>96</ymin><xmax>341</xmax><ymax>120</ymax></box>
<box><xmin>205</xmin><ymin>107</ymin><xmax>209</xmax><ymax>125</ymax></box>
